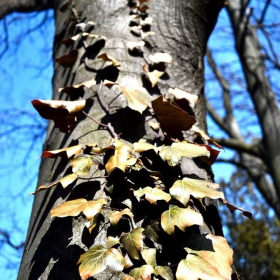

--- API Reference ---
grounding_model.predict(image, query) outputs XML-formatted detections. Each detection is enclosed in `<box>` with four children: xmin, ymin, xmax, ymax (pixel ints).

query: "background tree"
<box><xmin>205</xmin><ymin>0</ymin><xmax>280</xmax><ymax>218</ymax></box>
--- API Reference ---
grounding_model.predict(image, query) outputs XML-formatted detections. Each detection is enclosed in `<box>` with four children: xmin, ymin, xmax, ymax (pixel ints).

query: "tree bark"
<box><xmin>17</xmin><ymin>0</ymin><xmax>224</xmax><ymax>279</ymax></box>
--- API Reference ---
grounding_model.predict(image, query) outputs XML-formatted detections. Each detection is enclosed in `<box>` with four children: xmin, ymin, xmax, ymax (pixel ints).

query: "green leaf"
<box><xmin>161</xmin><ymin>205</ymin><xmax>204</xmax><ymax>235</ymax></box>
<box><xmin>170</xmin><ymin>178</ymin><xmax>224</xmax><ymax>206</ymax></box>
<box><xmin>78</xmin><ymin>245</ymin><xmax>125</xmax><ymax>279</ymax></box>
<box><xmin>106</xmin><ymin>236</ymin><xmax>120</xmax><ymax>249</ymax></box>
<box><xmin>70</xmin><ymin>154</ymin><xmax>95</xmax><ymax>175</ymax></box>
<box><xmin>144</xmin><ymin>220</ymin><xmax>160</xmax><ymax>242</ymax></box>
<box><xmin>176</xmin><ymin>253</ymin><xmax>224</xmax><ymax>280</ymax></box>
<box><xmin>133</xmin><ymin>187</ymin><xmax>171</xmax><ymax>204</ymax></box>
<box><xmin>155</xmin><ymin>266</ymin><xmax>174</xmax><ymax>280</ymax></box>
<box><xmin>185</xmin><ymin>233</ymin><xmax>233</xmax><ymax>280</ymax></box>
<box><xmin>120</xmin><ymin>228</ymin><xmax>144</xmax><ymax>260</ymax></box>
<box><xmin>129</xmin><ymin>264</ymin><xmax>154</xmax><ymax>280</ymax></box>
<box><xmin>141</xmin><ymin>248</ymin><xmax>157</xmax><ymax>266</ymax></box>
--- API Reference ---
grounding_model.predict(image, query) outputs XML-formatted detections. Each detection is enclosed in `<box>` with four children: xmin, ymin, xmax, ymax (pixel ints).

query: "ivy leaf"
<box><xmin>133</xmin><ymin>142</ymin><xmax>158</xmax><ymax>153</ymax></box>
<box><xmin>105</xmin><ymin>140</ymin><xmax>136</xmax><ymax>174</ymax></box>
<box><xmin>120</xmin><ymin>228</ymin><xmax>144</xmax><ymax>260</ymax></box>
<box><xmin>106</xmin><ymin>236</ymin><xmax>120</xmax><ymax>249</ymax></box>
<box><xmin>41</xmin><ymin>144</ymin><xmax>83</xmax><ymax>159</ymax></box>
<box><xmin>51</xmin><ymin>198</ymin><xmax>106</xmax><ymax>220</ymax></box>
<box><xmin>55</xmin><ymin>49</ymin><xmax>78</xmax><ymax>67</ymax></box>
<box><xmin>134</xmin><ymin>187</ymin><xmax>171</xmax><ymax>204</ymax></box>
<box><xmin>144</xmin><ymin>220</ymin><xmax>160</xmax><ymax>242</ymax></box>
<box><xmin>31</xmin><ymin>99</ymin><xmax>86</xmax><ymax>133</ymax></box>
<box><xmin>149</xmin><ymin>52</ymin><xmax>173</xmax><ymax>64</ymax></box>
<box><xmin>85</xmin><ymin>215</ymin><xmax>98</xmax><ymax>233</ymax></box>
<box><xmin>109</xmin><ymin>208</ymin><xmax>134</xmax><ymax>226</ymax></box>
<box><xmin>141</xmin><ymin>248</ymin><xmax>157</xmax><ymax>267</ymax></box>
<box><xmin>222</xmin><ymin>200</ymin><xmax>252</xmax><ymax>219</ymax></box>
<box><xmin>78</xmin><ymin>245</ymin><xmax>125</xmax><ymax>280</ymax></box>
<box><xmin>185</xmin><ymin>233</ymin><xmax>233</xmax><ymax>280</ymax></box>
<box><xmin>176</xmin><ymin>253</ymin><xmax>224</xmax><ymax>280</ymax></box>
<box><xmin>29</xmin><ymin>173</ymin><xmax>78</xmax><ymax>195</ymax></box>
<box><xmin>106</xmin><ymin>247</ymin><xmax>126</xmax><ymax>276</ymax></box>
<box><xmin>129</xmin><ymin>265</ymin><xmax>154</xmax><ymax>280</ymax></box>
<box><xmin>192</xmin><ymin>125</ymin><xmax>223</xmax><ymax>149</ymax></box>
<box><xmin>97</xmin><ymin>53</ymin><xmax>120</xmax><ymax>67</ymax></box>
<box><xmin>119</xmin><ymin>85</ymin><xmax>152</xmax><ymax>114</ymax></box>
<box><xmin>168</xmin><ymin>87</ymin><xmax>198</xmax><ymax>108</ymax></box>
<box><xmin>155</xmin><ymin>266</ymin><xmax>174</xmax><ymax>280</ymax></box>
<box><xmin>170</xmin><ymin>178</ymin><xmax>224</xmax><ymax>206</ymax></box>
<box><xmin>70</xmin><ymin>154</ymin><xmax>95</xmax><ymax>176</ymax></box>
<box><xmin>152</xmin><ymin>96</ymin><xmax>196</xmax><ymax>138</ymax></box>
<box><xmin>143</xmin><ymin>65</ymin><xmax>164</xmax><ymax>87</ymax></box>
<box><xmin>127</xmin><ymin>41</ymin><xmax>145</xmax><ymax>51</ymax></box>
<box><xmin>59</xmin><ymin>78</ymin><xmax>96</xmax><ymax>100</ymax></box>
<box><xmin>159</xmin><ymin>141</ymin><xmax>219</xmax><ymax>166</ymax></box>
<box><xmin>161</xmin><ymin>205</ymin><xmax>204</xmax><ymax>235</ymax></box>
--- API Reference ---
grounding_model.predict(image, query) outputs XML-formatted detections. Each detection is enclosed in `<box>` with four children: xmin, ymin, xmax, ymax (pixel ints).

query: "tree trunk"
<box><xmin>18</xmin><ymin>1</ymin><xmax>225</xmax><ymax>279</ymax></box>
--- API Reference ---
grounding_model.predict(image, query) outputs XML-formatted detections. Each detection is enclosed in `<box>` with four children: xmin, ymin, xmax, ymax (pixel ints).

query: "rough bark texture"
<box><xmin>17</xmin><ymin>0</ymin><xmax>224</xmax><ymax>279</ymax></box>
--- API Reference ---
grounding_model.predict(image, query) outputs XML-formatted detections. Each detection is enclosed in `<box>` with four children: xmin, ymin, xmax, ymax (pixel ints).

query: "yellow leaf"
<box><xmin>59</xmin><ymin>173</ymin><xmax>78</xmax><ymax>189</ymax></box>
<box><xmin>149</xmin><ymin>52</ymin><xmax>173</xmax><ymax>64</ymax></box>
<box><xmin>170</xmin><ymin>178</ymin><xmax>224</xmax><ymax>206</ymax></box>
<box><xmin>161</xmin><ymin>205</ymin><xmax>204</xmax><ymax>235</ymax></box>
<box><xmin>98</xmin><ymin>53</ymin><xmax>120</xmax><ymax>67</ymax></box>
<box><xmin>109</xmin><ymin>209</ymin><xmax>134</xmax><ymax>226</ymax></box>
<box><xmin>133</xmin><ymin>142</ymin><xmax>158</xmax><ymax>153</ymax></box>
<box><xmin>119</xmin><ymin>85</ymin><xmax>152</xmax><ymax>113</ymax></box>
<box><xmin>176</xmin><ymin>254</ymin><xmax>224</xmax><ymax>280</ymax></box>
<box><xmin>143</xmin><ymin>65</ymin><xmax>164</xmax><ymax>87</ymax></box>
<box><xmin>134</xmin><ymin>187</ymin><xmax>171</xmax><ymax>204</ymax></box>
<box><xmin>127</xmin><ymin>41</ymin><xmax>145</xmax><ymax>51</ymax></box>
<box><xmin>41</xmin><ymin>144</ymin><xmax>83</xmax><ymax>159</ymax></box>
<box><xmin>168</xmin><ymin>87</ymin><xmax>198</xmax><ymax>106</ymax></box>
<box><xmin>141</xmin><ymin>248</ymin><xmax>157</xmax><ymax>266</ymax></box>
<box><xmin>70</xmin><ymin>154</ymin><xmax>95</xmax><ymax>176</ymax></box>
<box><xmin>129</xmin><ymin>264</ymin><xmax>154</xmax><ymax>280</ymax></box>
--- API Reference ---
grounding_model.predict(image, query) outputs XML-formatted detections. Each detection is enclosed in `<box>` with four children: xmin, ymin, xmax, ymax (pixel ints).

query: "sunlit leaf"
<box><xmin>105</xmin><ymin>140</ymin><xmax>136</xmax><ymax>174</ymax></box>
<box><xmin>55</xmin><ymin>49</ymin><xmax>78</xmax><ymax>67</ymax></box>
<box><xmin>141</xmin><ymin>248</ymin><xmax>157</xmax><ymax>266</ymax></box>
<box><xmin>127</xmin><ymin>41</ymin><xmax>145</xmax><ymax>51</ymax></box>
<box><xmin>133</xmin><ymin>142</ymin><xmax>158</xmax><ymax>153</ymax></box>
<box><xmin>159</xmin><ymin>141</ymin><xmax>219</xmax><ymax>166</ymax></box>
<box><xmin>30</xmin><ymin>174</ymin><xmax>77</xmax><ymax>195</ymax></box>
<box><xmin>149</xmin><ymin>53</ymin><xmax>172</xmax><ymax>64</ymax></box>
<box><xmin>124</xmin><ymin>253</ymin><xmax>134</xmax><ymax>269</ymax></box>
<box><xmin>70</xmin><ymin>154</ymin><xmax>95</xmax><ymax>176</ymax></box>
<box><xmin>109</xmin><ymin>208</ymin><xmax>134</xmax><ymax>226</ymax></box>
<box><xmin>62</xmin><ymin>34</ymin><xmax>81</xmax><ymax>46</ymax></box>
<box><xmin>98</xmin><ymin>53</ymin><xmax>120</xmax><ymax>67</ymax></box>
<box><xmin>120</xmin><ymin>227</ymin><xmax>144</xmax><ymax>260</ymax></box>
<box><xmin>192</xmin><ymin>125</ymin><xmax>223</xmax><ymax>149</ymax></box>
<box><xmin>106</xmin><ymin>236</ymin><xmax>120</xmax><ymax>249</ymax></box>
<box><xmin>31</xmin><ymin>99</ymin><xmax>86</xmax><ymax>133</ymax></box>
<box><xmin>59</xmin><ymin>78</ymin><xmax>96</xmax><ymax>100</ymax></box>
<box><xmin>78</xmin><ymin>245</ymin><xmax>125</xmax><ymax>279</ymax></box>
<box><xmin>155</xmin><ymin>266</ymin><xmax>174</xmax><ymax>280</ymax></box>
<box><xmin>144</xmin><ymin>220</ymin><xmax>160</xmax><ymax>242</ymax></box>
<box><xmin>85</xmin><ymin>215</ymin><xmax>98</xmax><ymax>233</ymax></box>
<box><xmin>59</xmin><ymin>173</ymin><xmax>78</xmax><ymax>189</ymax></box>
<box><xmin>119</xmin><ymin>85</ymin><xmax>152</xmax><ymax>113</ymax></box>
<box><xmin>168</xmin><ymin>88</ymin><xmax>198</xmax><ymax>107</ymax></box>
<box><xmin>51</xmin><ymin>198</ymin><xmax>106</xmax><ymax>220</ymax></box>
<box><xmin>143</xmin><ymin>65</ymin><xmax>164</xmax><ymax>87</ymax></box>
<box><xmin>106</xmin><ymin>247</ymin><xmax>125</xmax><ymax>276</ymax></box>
<box><xmin>176</xmin><ymin>253</ymin><xmax>224</xmax><ymax>280</ymax></box>
<box><xmin>129</xmin><ymin>265</ymin><xmax>154</xmax><ymax>280</ymax></box>
<box><xmin>170</xmin><ymin>178</ymin><xmax>224</xmax><ymax>206</ymax></box>
<box><xmin>140</xmin><ymin>17</ymin><xmax>153</xmax><ymax>26</ymax></box>
<box><xmin>41</xmin><ymin>144</ymin><xmax>83</xmax><ymax>159</ymax></box>
<box><xmin>161</xmin><ymin>205</ymin><xmax>204</xmax><ymax>235</ymax></box>
<box><xmin>134</xmin><ymin>187</ymin><xmax>171</xmax><ymax>204</ymax></box>
<box><xmin>185</xmin><ymin>233</ymin><xmax>233</xmax><ymax>280</ymax></box>
<box><xmin>149</xmin><ymin>121</ymin><xmax>160</xmax><ymax>131</ymax></box>
<box><xmin>152</xmin><ymin>96</ymin><xmax>196</xmax><ymax>138</ymax></box>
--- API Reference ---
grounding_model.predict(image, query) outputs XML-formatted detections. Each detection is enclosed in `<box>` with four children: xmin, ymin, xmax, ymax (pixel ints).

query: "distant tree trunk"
<box><xmin>16</xmin><ymin>1</ymin><xmax>225</xmax><ymax>279</ymax></box>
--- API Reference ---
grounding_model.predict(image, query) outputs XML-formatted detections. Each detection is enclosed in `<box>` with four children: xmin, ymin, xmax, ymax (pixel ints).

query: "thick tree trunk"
<box><xmin>18</xmin><ymin>1</ymin><xmax>224</xmax><ymax>279</ymax></box>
